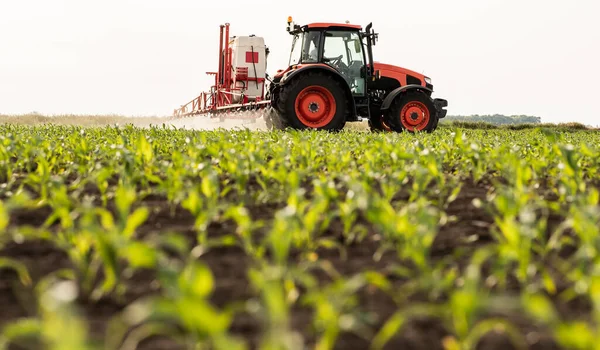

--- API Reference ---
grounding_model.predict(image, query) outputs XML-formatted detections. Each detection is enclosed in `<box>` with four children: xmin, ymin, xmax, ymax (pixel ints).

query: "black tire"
<box><xmin>275</xmin><ymin>71</ymin><xmax>348</xmax><ymax>131</ymax></box>
<box><xmin>431</xmin><ymin>116</ymin><xmax>440</xmax><ymax>131</ymax></box>
<box><xmin>387</xmin><ymin>91</ymin><xmax>438</xmax><ymax>133</ymax></box>
<box><xmin>368</xmin><ymin>116</ymin><xmax>394</xmax><ymax>132</ymax></box>
<box><xmin>368</xmin><ymin>105</ymin><xmax>393</xmax><ymax>132</ymax></box>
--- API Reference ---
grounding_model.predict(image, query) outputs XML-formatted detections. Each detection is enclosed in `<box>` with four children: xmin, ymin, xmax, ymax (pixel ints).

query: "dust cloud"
<box><xmin>167</xmin><ymin>115</ymin><xmax>268</xmax><ymax>131</ymax></box>
<box><xmin>164</xmin><ymin>110</ymin><xmax>272</xmax><ymax>131</ymax></box>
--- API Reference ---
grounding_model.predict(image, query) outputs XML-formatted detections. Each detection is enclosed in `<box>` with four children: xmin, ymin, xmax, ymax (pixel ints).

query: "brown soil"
<box><xmin>0</xmin><ymin>179</ymin><xmax>574</xmax><ymax>350</ymax></box>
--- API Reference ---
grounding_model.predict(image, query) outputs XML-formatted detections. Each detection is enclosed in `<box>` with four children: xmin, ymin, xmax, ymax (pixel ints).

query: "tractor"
<box><xmin>267</xmin><ymin>18</ymin><xmax>448</xmax><ymax>132</ymax></box>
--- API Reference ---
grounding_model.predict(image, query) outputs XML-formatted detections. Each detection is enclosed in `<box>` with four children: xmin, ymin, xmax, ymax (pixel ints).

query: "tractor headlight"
<box><xmin>424</xmin><ymin>77</ymin><xmax>432</xmax><ymax>84</ymax></box>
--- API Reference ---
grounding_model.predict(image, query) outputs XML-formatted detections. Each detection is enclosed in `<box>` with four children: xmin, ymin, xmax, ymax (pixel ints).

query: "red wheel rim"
<box><xmin>294</xmin><ymin>85</ymin><xmax>337</xmax><ymax>128</ymax></box>
<box><xmin>400</xmin><ymin>101</ymin><xmax>430</xmax><ymax>131</ymax></box>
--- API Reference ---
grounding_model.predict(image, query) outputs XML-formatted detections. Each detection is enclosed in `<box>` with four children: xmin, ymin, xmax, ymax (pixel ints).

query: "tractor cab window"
<box><xmin>323</xmin><ymin>31</ymin><xmax>366</xmax><ymax>95</ymax></box>
<box><xmin>289</xmin><ymin>31</ymin><xmax>321</xmax><ymax>66</ymax></box>
<box><xmin>302</xmin><ymin>31</ymin><xmax>320</xmax><ymax>63</ymax></box>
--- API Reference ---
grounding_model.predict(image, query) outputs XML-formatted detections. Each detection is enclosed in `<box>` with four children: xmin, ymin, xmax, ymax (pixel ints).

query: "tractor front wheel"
<box><xmin>276</xmin><ymin>72</ymin><xmax>348</xmax><ymax>131</ymax></box>
<box><xmin>388</xmin><ymin>92</ymin><xmax>438</xmax><ymax>133</ymax></box>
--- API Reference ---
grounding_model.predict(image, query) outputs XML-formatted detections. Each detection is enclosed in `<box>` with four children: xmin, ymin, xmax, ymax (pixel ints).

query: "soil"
<box><xmin>0</xmin><ymin>178</ymin><xmax>579</xmax><ymax>350</ymax></box>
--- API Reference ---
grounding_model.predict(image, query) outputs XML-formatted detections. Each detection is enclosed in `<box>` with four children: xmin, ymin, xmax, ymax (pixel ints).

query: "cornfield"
<box><xmin>1</xmin><ymin>123</ymin><xmax>599</xmax><ymax>350</ymax></box>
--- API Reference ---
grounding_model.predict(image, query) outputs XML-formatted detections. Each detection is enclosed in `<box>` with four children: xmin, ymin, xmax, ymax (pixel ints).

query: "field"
<box><xmin>1</xmin><ymin>120</ymin><xmax>600</xmax><ymax>350</ymax></box>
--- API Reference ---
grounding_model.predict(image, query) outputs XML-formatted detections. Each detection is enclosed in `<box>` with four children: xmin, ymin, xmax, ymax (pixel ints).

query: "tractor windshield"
<box><xmin>289</xmin><ymin>34</ymin><xmax>303</xmax><ymax>66</ymax></box>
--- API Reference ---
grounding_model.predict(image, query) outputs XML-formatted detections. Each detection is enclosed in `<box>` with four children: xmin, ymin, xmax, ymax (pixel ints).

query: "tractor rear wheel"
<box><xmin>276</xmin><ymin>72</ymin><xmax>348</xmax><ymax>131</ymax></box>
<box><xmin>388</xmin><ymin>92</ymin><xmax>438</xmax><ymax>133</ymax></box>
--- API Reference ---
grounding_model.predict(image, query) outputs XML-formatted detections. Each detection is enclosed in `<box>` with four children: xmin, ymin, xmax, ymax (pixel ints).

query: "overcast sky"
<box><xmin>1</xmin><ymin>0</ymin><xmax>599</xmax><ymax>125</ymax></box>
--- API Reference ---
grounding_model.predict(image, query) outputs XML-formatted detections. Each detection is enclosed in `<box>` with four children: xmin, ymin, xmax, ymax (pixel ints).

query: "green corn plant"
<box><xmin>555</xmin><ymin>144</ymin><xmax>585</xmax><ymax>198</ymax></box>
<box><xmin>443</xmin><ymin>250</ymin><xmax>526</xmax><ymax>350</ymax></box>
<box><xmin>21</xmin><ymin>156</ymin><xmax>52</xmax><ymax>203</ymax></box>
<box><xmin>337</xmin><ymin>205</ymin><xmax>368</xmax><ymax>246</ymax></box>
<box><xmin>181</xmin><ymin>168</ymin><xmax>221</xmax><ymax>247</ymax></box>
<box><xmin>247</xmin><ymin>264</ymin><xmax>305</xmax><ymax>350</ymax></box>
<box><xmin>0</xmin><ymin>190</ymin><xmax>51</xmax><ymax>244</ymax></box>
<box><xmin>474</xmin><ymin>154</ymin><xmax>554</xmax><ymax>289</ymax></box>
<box><xmin>555</xmin><ymin>189</ymin><xmax>600</xmax><ymax>305</ymax></box>
<box><xmin>0</xmin><ymin>257</ymin><xmax>32</xmax><ymax>289</ymax></box>
<box><xmin>567</xmin><ymin>189</ymin><xmax>600</xmax><ymax>260</ymax></box>
<box><xmin>0</xmin><ymin>199</ymin><xmax>9</xmax><ymax>233</ymax></box>
<box><xmin>224</xmin><ymin>205</ymin><xmax>266</xmax><ymax>260</ymax></box>
<box><xmin>371</xmin><ymin>248</ymin><xmax>527</xmax><ymax>350</ymax></box>
<box><xmin>42</xmin><ymin>182</ymin><xmax>74</xmax><ymax>230</ymax></box>
<box><xmin>160</xmin><ymin>150</ymin><xmax>186</xmax><ymax>214</ymax></box>
<box><xmin>0</xmin><ymin>135</ymin><xmax>14</xmax><ymax>184</ymax></box>
<box><xmin>521</xmin><ymin>272</ymin><xmax>600</xmax><ymax>350</ymax></box>
<box><xmin>265</xmin><ymin>204</ymin><xmax>297</xmax><ymax>267</ymax></box>
<box><xmin>93</xmin><ymin>166</ymin><xmax>114</xmax><ymax>207</ymax></box>
<box><xmin>301</xmin><ymin>274</ymin><xmax>372</xmax><ymax>350</ymax></box>
<box><xmin>447</xmin><ymin>129</ymin><xmax>490</xmax><ymax>181</ymax></box>
<box><xmin>112</xmin><ymin>183</ymin><xmax>149</xmax><ymax>239</ymax></box>
<box><xmin>286</xmin><ymin>184</ymin><xmax>340</xmax><ymax>254</ymax></box>
<box><xmin>44</xmin><ymin>183</ymin><xmax>155</xmax><ymax>301</ymax></box>
<box><xmin>486</xmin><ymin>189</ymin><xmax>537</xmax><ymax>285</ymax></box>
<box><xmin>133</xmin><ymin>133</ymin><xmax>166</xmax><ymax>195</ymax></box>
<box><xmin>366</xmin><ymin>193</ymin><xmax>441</xmax><ymax>272</ymax></box>
<box><xmin>88</xmin><ymin>207</ymin><xmax>155</xmax><ymax>301</ymax></box>
<box><xmin>337</xmin><ymin>180</ymin><xmax>371</xmax><ymax>245</ymax></box>
<box><xmin>107</xmin><ymin>259</ymin><xmax>246</xmax><ymax>350</ymax></box>
<box><xmin>0</xmin><ymin>278</ymin><xmax>94</xmax><ymax>350</ymax></box>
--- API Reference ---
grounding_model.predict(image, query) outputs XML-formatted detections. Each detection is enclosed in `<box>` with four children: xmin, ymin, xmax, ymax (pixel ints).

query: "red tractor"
<box><xmin>268</xmin><ymin>18</ymin><xmax>447</xmax><ymax>132</ymax></box>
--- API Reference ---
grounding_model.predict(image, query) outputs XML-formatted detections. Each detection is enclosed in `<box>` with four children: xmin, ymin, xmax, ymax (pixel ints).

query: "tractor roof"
<box><xmin>305</xmin><ymin>22</ymin><xmax>362</xmax><ymax>30</ymax></box>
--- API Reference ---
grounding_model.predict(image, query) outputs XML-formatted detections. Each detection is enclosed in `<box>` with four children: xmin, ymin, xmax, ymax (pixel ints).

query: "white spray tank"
<box><xmin>229</xmin><ymin>35</ymin><xmax>267</xmax><ymax>103</ymax></box>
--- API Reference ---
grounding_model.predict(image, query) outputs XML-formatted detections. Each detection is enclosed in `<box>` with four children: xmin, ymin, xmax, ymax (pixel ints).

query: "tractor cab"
<box><xmin>284</xmin><ymin>20</ymin><xmax>374</xmax><ymax>97</ymax></box>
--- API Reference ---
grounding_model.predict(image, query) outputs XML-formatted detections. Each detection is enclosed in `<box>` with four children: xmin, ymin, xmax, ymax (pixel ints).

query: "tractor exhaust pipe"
<box><xmin>365</xmin><ymin>23</ymin><xmax>375</xmax><ymax>77</ymax></box>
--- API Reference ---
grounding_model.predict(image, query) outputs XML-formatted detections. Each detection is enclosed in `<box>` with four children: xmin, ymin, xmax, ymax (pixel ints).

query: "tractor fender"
<box><xmin>380</xmin><ymin>85</ymin><xmax>434</xmax><ymax>111</ymax></box>
<box><xmin>279</xmin><ymin>65</ymin><xmax>356</xmax><ymax>117</ymax></box>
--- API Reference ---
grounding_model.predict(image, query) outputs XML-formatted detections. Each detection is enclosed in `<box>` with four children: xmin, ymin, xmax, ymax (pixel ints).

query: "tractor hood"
<box><xmin>372</xmin><ymin>62</ymin><xmax>430</xmax><ymax>87</ymax></box>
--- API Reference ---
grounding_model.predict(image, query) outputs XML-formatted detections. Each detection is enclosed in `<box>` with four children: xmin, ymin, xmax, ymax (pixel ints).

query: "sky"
<box><xmin>1</xmin><ymin>0</ymin><xmax>599</xmax><ymax>125</ymax></box>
